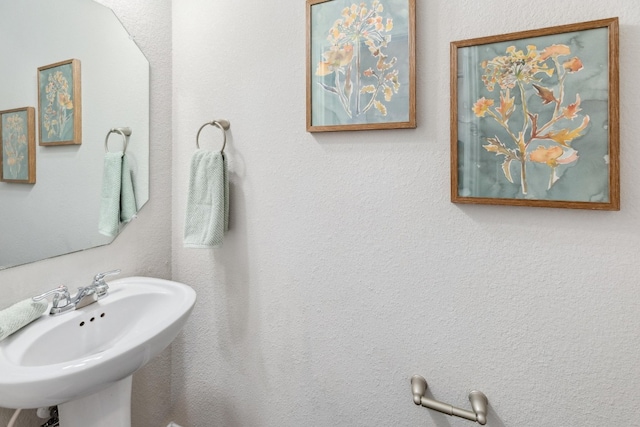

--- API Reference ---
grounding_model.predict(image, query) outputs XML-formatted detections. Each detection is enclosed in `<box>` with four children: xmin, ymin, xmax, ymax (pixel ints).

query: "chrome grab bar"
<box><xmin>410</xmin><ymin>375</ymin><xmax>488</xmax><ymax>425</ymax></box>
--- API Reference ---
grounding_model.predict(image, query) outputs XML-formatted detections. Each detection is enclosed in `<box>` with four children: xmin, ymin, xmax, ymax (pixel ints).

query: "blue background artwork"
<box><xmin>311</xmin><ymin>0</ymin><xmax>411</xmax><ymax>126</ymax></box>
<box><xmin>456</xmin><ymin>28</ymin><xmax>610</xmax><ymax>202</ymax></box>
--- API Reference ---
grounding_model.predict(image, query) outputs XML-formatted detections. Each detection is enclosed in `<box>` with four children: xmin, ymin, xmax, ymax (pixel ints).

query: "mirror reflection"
<box><xmin>0</xmin><ymin>0</ymin><xmax>149</xmax><ymax>270</ymax></box>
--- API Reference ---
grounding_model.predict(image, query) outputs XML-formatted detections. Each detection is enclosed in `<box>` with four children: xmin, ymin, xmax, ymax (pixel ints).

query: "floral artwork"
<box><xmin>316</xmin><ymin>1</ymin><xmax>399</xmax><ymax>119</ymax></box>
<box><xmin>43</xmin><ymin>69</ymin><xmax>73</xmax><ymax>140</ymax></box>
<box><xmin>451</xmin><ymin>19</ymin><xmax>619</xmax><ymax>209</ymax></box>
<box><xmin>307</xmin><ymin>0</ymin><xmax>415</xmax><ymax>131</ymax></box>
<box><xmin>473</xmin><ymin>44</ymin><xmax>587</xmax><ymax>195</ymax></box>
<box><xmin>3</xmin><ymin>114</ymin><xmax>28</xmax><ymax>178</ymax></box>
<box><xmin>38</xmin><ymin>59</ymin><xmax>82</xmax><ymax>145</ymax></box>
<box><xmin>0</xmin><ymin>107</ymin><xmax>35</xmax><ymax>184</ymax></box>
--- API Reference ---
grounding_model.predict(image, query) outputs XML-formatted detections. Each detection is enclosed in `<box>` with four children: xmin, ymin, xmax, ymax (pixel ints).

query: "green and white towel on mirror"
<box><xmin>98</xmin><ymin>151</ymin><xmax>138</xmax><ymax>237</ymax></box>
<box><xmin>98</xmin><ymin>151</ymin><xmax>123</xmax><ymax>237</ymax></box>
<box><xmin>120</xmin><ymin>153</ymin><xmax>138</xmax><ymax>223</ymax></box>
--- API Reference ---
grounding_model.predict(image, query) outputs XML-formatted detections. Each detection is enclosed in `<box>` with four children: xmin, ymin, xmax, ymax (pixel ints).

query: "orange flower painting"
<box><xmin>42</xmin><ymin>69</ymin><xmax>74</xmax><ymax>140</ymax></box>
<box><xmin>452</xmin><ymin>19</ymin><xmax>619</xmax><ymax>209</ymax></box>
<box><xmin>315</xmin><ymin>0</ymin><xmax>400</xmax><ymax>119</ymax></box>
<box><xmin>1</xmin><ymin>107</ymin><xmax>35</xmax><ymax>184</ymax></box>
<box><xmin>38</xmin><ymin>59</ymin><xmax>81</xmax><ymax>145</ymax></box>
<box><xmin>308</xmin><ymin>0</ymin><xmax>415</xmax><ymax>130</ymax></box>
<box><xmin>475</xmin><ymin>43</ymin><xmax>589</xmax><ymax>195</ymax></box>
<box><xmin>2</xmin><ymin>113</ymin><xmax>28</xmax><ymax>180</ymax></box>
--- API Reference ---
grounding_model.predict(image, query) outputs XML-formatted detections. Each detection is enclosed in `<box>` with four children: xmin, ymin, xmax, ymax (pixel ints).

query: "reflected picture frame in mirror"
<box><xmin>37</xmin><ymin>58</ymin><xmax>82</xmax><ymax>146</ymax></box>
<box><xmin>0</xmin><ymin>107</ymin><xmax>36</xmax><ymax>184</ymax></box>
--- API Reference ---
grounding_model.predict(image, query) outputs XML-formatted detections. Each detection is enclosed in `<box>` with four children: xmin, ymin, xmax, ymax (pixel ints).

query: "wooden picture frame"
<box><xmin>0</xmin><ymin>107</ymin><xmax>36</xmax><ymax>184</ymax></box>
<box><xmin>38</xmin><ymin>58</ymin><xmax>82</xmax><ymax>145</ymax></box>
<box><xmin>306</xmin><ymin>0</ymin><xmax>416</xmax><ymax>132</ymax></box>
<box><xmin>451</xmin><ymin>18</ymin><xmax>619</xmax><ymax>210</ymax></box>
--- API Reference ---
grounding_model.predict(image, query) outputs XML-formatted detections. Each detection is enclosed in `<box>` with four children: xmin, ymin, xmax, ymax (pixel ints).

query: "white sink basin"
<box><xmin>0</xmin><ymin>276</ymin><xmax>195</xmax><ymax>418</ymax></box>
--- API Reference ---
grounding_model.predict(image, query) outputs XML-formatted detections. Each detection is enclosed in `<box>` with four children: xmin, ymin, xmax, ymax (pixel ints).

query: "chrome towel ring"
<box><xmin>105</xmin><ymin>127</ymin><xmax>132</xmax><ymax>153</ymax></box>
<box><xmin>196</xmin><ymin>119</ymin><xmax>230</xmax><ymax>153</ymax></box>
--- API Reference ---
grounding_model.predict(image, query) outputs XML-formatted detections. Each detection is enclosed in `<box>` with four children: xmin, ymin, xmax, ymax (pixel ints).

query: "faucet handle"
<box><xmin>33</xmin><ymin>285</ymin><xmax>71</xmax><ymax>308</ymax></box>
<box><xmin>93</xmin><ymin>269</ymin><xmax>121</xmax><ymax>285</ymax></box>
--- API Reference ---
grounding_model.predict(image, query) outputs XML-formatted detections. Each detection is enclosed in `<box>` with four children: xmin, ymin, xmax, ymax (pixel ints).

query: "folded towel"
<box><xmin>120</xmin><ymin>153</ymin><xmax>138</xmax><ymax>223</ymax></box>
<box><xmin>184</xmin><ymin>149</ymin><xmax>229</xmax><ymax>248</ymax></box>
<box><xmin>0</xmin><ymin>298</ymin><xmax>48</xmax><ymax>341</ymax></box>
<box><xmin>99</xmin><ymin>152</ymin><xmax>138</xmax><ymax>236</ymax></box>
<box><xmin>99</xmin><ymin>151</ymin><xmax>124</xmax><ymax>237</ymax></box>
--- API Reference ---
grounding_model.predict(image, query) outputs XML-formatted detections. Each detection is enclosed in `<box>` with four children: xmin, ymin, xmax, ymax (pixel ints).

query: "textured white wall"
<box><xmin>171</xmin><ymin>1</ymin><xmax>640</xmax><ymax>427</ymax></box>
<box><xmin>0</xmin><ymin>0</ymin><xmax>172</xmax><ymax>425</ymax></box>
<box><xmin>2</xmin><ymin>1</ymin><xmax>639</xmax><ymax>426</ymax></box>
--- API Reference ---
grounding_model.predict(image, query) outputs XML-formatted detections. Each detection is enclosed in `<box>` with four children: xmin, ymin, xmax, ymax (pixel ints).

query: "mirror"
<box><xmin>0</xmin><ymin>0</ymin><xmax>149</xmax><ymax>269</ymax></box>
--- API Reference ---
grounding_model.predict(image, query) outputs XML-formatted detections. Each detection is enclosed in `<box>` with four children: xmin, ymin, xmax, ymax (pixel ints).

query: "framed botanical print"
<box><xmin>307</xmin><ymin>0</ymin><xmax>416</xmax><ymax>132</ymax></box>
<box><xmin>451</xmin><ymin>18</ymin><xmax>619</xmax><ymax>210</ymax></box>
<box><xmin>0</xmin><ymin>107</ymin><xmax>36</xmax><ymax>184</ymax></box>
<box><xmin>38</xmin><ymin>58</ymin><xmax>82</xmax><ymax>145</ymax></box>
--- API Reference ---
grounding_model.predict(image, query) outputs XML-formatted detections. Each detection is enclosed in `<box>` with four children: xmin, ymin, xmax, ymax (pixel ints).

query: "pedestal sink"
<box><xmin>0</xmin><ymin>276</ymin><xmax>196</xmax><ymax>427</ymax></box>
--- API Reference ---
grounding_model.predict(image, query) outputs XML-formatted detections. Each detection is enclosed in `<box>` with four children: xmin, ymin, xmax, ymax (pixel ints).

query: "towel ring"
<box><xmin>196</xmin><ymin>119</ymin><xmax>230</xmax><ymax>152</ymax></box>
<box><xmin>105</xmin><ymin>127</ymin><xmax>132</xmax><ymax>153</ymax></box>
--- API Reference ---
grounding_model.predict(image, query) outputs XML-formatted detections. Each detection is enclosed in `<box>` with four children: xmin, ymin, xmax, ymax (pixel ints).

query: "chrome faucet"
<box><xmin>33</xmin><ymin>270</ymin><xmax>121</xmax><ymax>316</ymax></box>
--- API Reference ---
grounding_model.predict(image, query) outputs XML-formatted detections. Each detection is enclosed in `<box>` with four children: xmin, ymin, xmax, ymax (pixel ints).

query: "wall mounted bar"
<box><xmin>410</xmin><ymin>375</ymin><xmax>488</xmax><ymax>425</ymax></box>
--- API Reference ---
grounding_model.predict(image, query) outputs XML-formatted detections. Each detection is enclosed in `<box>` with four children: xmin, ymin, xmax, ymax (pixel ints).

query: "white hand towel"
<box><xmin>0</xmin><ymin>298</ymin><xmax>48</xmax><ymax>341</ymax></box>
<box><xmin>184</xmin><ymin>149</ymin><xmax>229</xmax><ymax>248</ymax></box>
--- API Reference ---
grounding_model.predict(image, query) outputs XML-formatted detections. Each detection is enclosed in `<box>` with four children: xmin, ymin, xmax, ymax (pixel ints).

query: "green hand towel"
<box><xmin>120</xmin><ymin>153</ymin><xmax>138</xmax><ymax>223</ymax></box>
<box><xmin>184</xmin><ymin>149</ymin><xmax>229</xmax><ymax>248</ymax></box>
<box><xmin>0</xmin><ymin>298</ymin><xmax>48</xmax><ymax>341</ymax></box>
<box><xmin>98</xmin><ymin>151</ymin><xmax>123</xmax><ymax>237</ymax></box>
